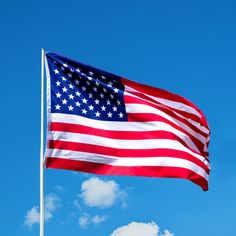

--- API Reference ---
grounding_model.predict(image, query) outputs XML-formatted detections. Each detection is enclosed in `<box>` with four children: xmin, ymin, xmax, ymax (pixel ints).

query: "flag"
<box><xmin>44</xmin><ymin>52</ymin><xmax>210</xmax><ymax>191</ymax></box>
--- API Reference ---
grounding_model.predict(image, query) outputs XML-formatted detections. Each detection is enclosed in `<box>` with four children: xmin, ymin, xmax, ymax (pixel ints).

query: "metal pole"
<box><xmin>40</xmin><ymin>48</ymin><xmax>45</xmax><ymax>236</ymax></box>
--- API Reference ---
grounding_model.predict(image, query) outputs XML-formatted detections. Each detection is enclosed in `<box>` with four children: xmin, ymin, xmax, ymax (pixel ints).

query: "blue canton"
<box><xmin>46</xmin><ymin>53</ymin><xmax>128</xmax><ymax>121</ymax></box>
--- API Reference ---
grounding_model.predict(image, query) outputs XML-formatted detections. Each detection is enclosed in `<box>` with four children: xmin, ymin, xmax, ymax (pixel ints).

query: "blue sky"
<box><xmin>0</xmin><ymin>0</ymin><xmax>236</xmax><ymax>235</ymax></box>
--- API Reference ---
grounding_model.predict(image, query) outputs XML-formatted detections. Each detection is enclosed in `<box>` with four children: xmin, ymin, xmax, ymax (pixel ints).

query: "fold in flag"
<box><xmin>44</xmin><ymin>52</ymin><xmax>210</xmax><ymax>191</ymax></box>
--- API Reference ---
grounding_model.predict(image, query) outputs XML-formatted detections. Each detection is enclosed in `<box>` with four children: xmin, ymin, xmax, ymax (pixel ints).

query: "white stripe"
<box><xmin>51</xmin><ymin>124</ymin><xmax>205</xmax><ymax>161</ymax></box>
<box><xmin>126</xmin><ymin>103</ymin><xmax>207</xmax><ymax>145</ymax></box>
<box><xmin>51</xmin><ymin>113</ymin><xmax>208</xmax><ymax>153</ymax></box>
<box><xmin>124</xmin><ymin>90</ymin><xmax>210</xmax><ymax>135</ymax></box>
<box><xmin>46</xmin><ymin>150</ymin><xmax>209</xmax><ymax>181</ymax></box>
<box><xmin>51</xmin><ymin>113</ymin><xmax>205</xmax><ymax>134</ymax></box>
<box><xmin>50</xmin><ymin>131</ymin><xmax>209</xmax><ymax>167</ymax></box>
<box><xmin>51</xmin><ymin>112</ymin><xmax>201</xmax><ymax>153</ymax></box>
<box><xmin>125</xmin><ymin>85</ymin><xmax>201</xmax><ymax>118</ymax></box>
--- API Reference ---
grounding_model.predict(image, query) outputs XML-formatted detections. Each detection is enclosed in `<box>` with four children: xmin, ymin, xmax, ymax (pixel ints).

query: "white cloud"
<box><xmin>161</xmin><ymin>230</ymin><xmax>174</xmax><ymax>236</ymax></box>
<box><xmin>53</xmin><ymin>185</ymin><xmax>64</xmax><ymax>192</ymax></box>
<box><xmin>24</xmin><ymin>206</ymin><xmax>40</xmax><ymax>229</ymax></box>
<box><xmin>110</xmin><ymin>222</ymin><xmax>174</xmax><ymax>236</ymax></box>
<box><xmin>110</xmin><ymin>222</ymin><xmax>159</xmax><ymax>236</ymax></box>
<box><xmin>80</xmin><ymin>177</ymin><xmax>126</xmax><ymax>208</ymax></box>
<box><xmin>92</xmin><ymin>215</ymin><xmax>107</xmax><ymax>225</ymax></box>
<box><xmin>78</xmin><ymin>214</ymin><xmax>89</xmax><ymax>228</ymax></box>
<box><xmin>45</xmin><ymin>193</ymin><xmax>61</xmax><ymax>221</ymax></box>
<box><xmin>24</xmin><ymin>193</ymin><xmax>61</xmax><ymax>229</ymax></box>
<box><xmin>78</xmin><ymin>214</ymin><xmax>107</xmax><ymax>228</ymax></box>
<box><xmin>73</xmin><ymin>199</ymin><xmax>81</xmax><ymax>210</ymax></box>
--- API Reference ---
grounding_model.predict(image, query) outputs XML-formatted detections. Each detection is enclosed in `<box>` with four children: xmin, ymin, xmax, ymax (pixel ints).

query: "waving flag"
<box><xmin>44</xmin><ymin>52</ymin><xmax>210</xmax><ymax>191</ymax></box>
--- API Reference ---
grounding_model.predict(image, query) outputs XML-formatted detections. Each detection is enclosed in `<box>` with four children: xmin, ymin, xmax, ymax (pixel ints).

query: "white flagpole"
<box><xmin>40</xmin><ymin>48</ymin><xmax>45</xmax><ymax>236</ymax></box>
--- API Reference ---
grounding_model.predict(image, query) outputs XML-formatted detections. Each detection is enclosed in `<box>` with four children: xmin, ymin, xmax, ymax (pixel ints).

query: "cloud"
<box><xmin>73</xmin><ymin>199</ymin><xmax>81</xmax><ymax>210</ymax></box>
<box><xmin>92</xmin><ymin>215</ymin><xmax>107</xmax><ymax>225</ymax></box>
<box><xmin>44</xmin><ymin>193</ymin><xmax>61</xmax><ymax>221</ymax></box>
<box><xmin>24</xmin><ymin>206</ymin><xmax>40</xmax><ymax>229</ymax></box>
<box><xmin>80</xmin><ymin>177</ymin><xmax>126</xmax><ymax>208</ymax></box>
<box><xmin>110</xmin><ymin>222</ymin><xmax>159</xmax><ymax>236</ymax></box>
<box><xmin>78</xmin><ymin>213</ymin><xmax>107</xmax><ymax>228</ymax></box>
<box><xmin>78</xmin><ymin>214</ymin><xmax>89</xmax><ymax>228</ymax></box>
<box><xmin>110</xmin><ymin>222</ymin><xmax>174</xmax><ymax>236</ymax></box>
<box><xmin>24</xmin><ymin>193</ymin><xmax>61</xmax><ymax>229</ymax></box>
<box><xmin>53</xmin><ymin>185</ymin><xmax>64</xmax><ymax>192</ymax></box>
<box><xmin>161</xmin><ymin>230</ymin><xmax>174</xmax><ymax>236</ymax></box>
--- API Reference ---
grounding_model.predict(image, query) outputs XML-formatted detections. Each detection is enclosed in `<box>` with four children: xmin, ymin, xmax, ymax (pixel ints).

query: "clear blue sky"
<box><xmin>1</xmin><ymin>0</ymin><xmax>236</xmax><ymax>235</ymax></box>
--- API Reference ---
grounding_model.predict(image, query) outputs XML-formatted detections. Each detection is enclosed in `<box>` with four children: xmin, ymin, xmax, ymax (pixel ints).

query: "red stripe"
<box><xmin>50</xmin><ymin>122</ymin><xmax>201</xmax><ymax>153</ymax></box>
<box><xmin>127</xmin><ymin>112</ymin><xmax>205</xmax><ymax>155</ymax></box>
<box><xmin>127</xmin><ymin>91</ymin><xmax>201</xmax><ymax>124</ymax></box>
<box><xmin>51</xmin><ymin>122</ymin><xmax>191</xmax><ymax>140</ymax></box>
<box><xmin>122</xmin><ymin>77</ymin><xmax>210</xmax><ymax>130</ymax></box>
<box><xmin>45</xmin><ymin>157</ymin><xmax>209</xmax><ymax>191</ymax></box>
<box><xmin>125</xmin><ymin>94</ymin><xmax>209</xmax><ymax>139</ymax></box>
<box><xmin>48</xmin><ymin>140</ymin><xmax>210</xmax><ymax>173</ymax></box>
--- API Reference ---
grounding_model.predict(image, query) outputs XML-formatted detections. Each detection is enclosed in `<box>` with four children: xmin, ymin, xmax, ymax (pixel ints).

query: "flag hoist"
<box><xmin>40</xmin><ymin>48</ymin><xmax>45</xmax><ymax>236</ymax></box>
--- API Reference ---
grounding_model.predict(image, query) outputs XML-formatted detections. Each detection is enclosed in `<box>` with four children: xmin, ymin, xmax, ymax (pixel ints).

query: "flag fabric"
<box><xmin>44</xmin><ymin>52</ymin><xmax>210</xmax><ymax>191</ymax></box>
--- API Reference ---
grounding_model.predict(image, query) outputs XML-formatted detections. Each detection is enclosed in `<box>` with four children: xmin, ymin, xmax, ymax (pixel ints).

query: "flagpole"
<box><xmin>40</xmin><ymin>48</ymin><xmax>45</xmax><ymax>236</ymax></box>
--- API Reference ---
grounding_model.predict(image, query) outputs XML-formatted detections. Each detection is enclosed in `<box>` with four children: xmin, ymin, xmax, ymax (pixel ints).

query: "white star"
<box><xmin>113</xmin><ymin>88</ymin><xmax>119</xmax><ymax>93</ymax></box>
<box><xmin>101</xmin><ymin>76</ymin><xmax>106</xmax><ymax>80</ymax></box>
<box><xmin>75</xmin><ymin>101</ymin><xmax>81</xmax><ymax>107</ymax></box>
<box><xmin>107</xmin><ymin>112</ymin><xmax>112</xmax><ymax>118</ymax></box>
<box><xmin>56</xmin><ymin>81</ymin><xmax>61</xmax><ymax>86</ymax></box>
<box><xmin>56</xmin><ymin>92</ymin><xmax>61</xmax><ymax>98</ymax></box>
<box><xmin>95</xmin><ymin>99</ymin><xmax>100</xmax><ymax>105</ymax></box>
<box><xmin>93</xmin><ymin>87</ymin><xmax>98</xmax><ymax>92</ymax></box>
<box><xmin>82</xmin><ymin>109</ymin><xmax>87</xmax><ymax>114</ymax></box>
<box><xmin>95</xmin><ymin>111</ymin><xmax>101</xmax><ymax>117</ymax></box>
<box><xmin>82</xmin><ymin>86</ymin><xmax>87</xmax><ymax>91</ymax></box>
<box><xmin>89</xmin><ymin>71</ymin><xmax>94</xmax><ymax>75</ymax></box>
<box><xmin>117</xmin><ymin>100</ymin><xmax>121</xmax><ymax>105</ymax></box>
<box><xmin>101</xmin><ymin>105</ymin><xmax>106</xmax><ymax>111</ymax></box>
<box><xmin>63</xmin><ymin>63</ymin><xmax>68</xmax><ymax>67</ymax></box>
<box><xmin>89</xmin><ymin>105</ymin><xmax>94</xmax><ymax>110</ymax></box>
<box><xmin>119</xmin><ymin>112</ymin><xmax>124</xmax><ymax>118</ymax></box>
<box><xmin>68</xmin><ymin>105</ymin><xmax>74</xmax><ymax>111</ymax></box>
<box><xmin>75</xmin><ymin>79</ymin><xmax>80</xmax><ymax>85</ymax></box>
<box><xmin>100</xmin><ymin>93</ymin><xmax>104</xmax><ymax>98</ymax></box>
<box><xmin>54</xmin><ymin>69</ymin><xmax>59</xmax><ymax>74</ymax></box>
<box><xmin>88</xmin><ymin>93</ymin><xmax>93</xmax><ymax>98</ymax></box>
<box><xmin>69</xmin><ymin>94</ymin><xmax>74</xmax><ymax>100</ymax></box>
<box><xmin>88</xmin><ymin>76</ymin><xmax>93</xmax><ymax>81</ymax></box>
<box><xmin>60</xmin><ymin>66</ymin><xmax>65</xmax><ymax>71</ymax></box>
<box><xmin>95</xmin><ymin>80</ymin><xmax>100</xmax><ymax>86</ymax></box>
<box><xmin>68</xmin><ymin>73</ymin><xmax>72</xmax><ymax>78</ymax></box>
<box><xmin>103</xmin><ymin>88</ymin><xmax>107</xmax><ymax>93</ymax></box>
<box><xmin>69</xmin><ymin>84</ymin><xmax>74</xmax><ymax>89</ymax></box>
<box><xmin>108</xmin><ymin>81</ymin><xmax>113</xmax><ymax>87</ymax></box>
<box><xmin>106</xmin><ymin>100</ymin><xmax>111</xmax><ymax>105</ymax></box>
<box><xmin>70</xmin><ymin>68</ymin><xmax>74</xmax><ymax>72</ymax></box>
<box><xmin>62</xmin><ymin>87</ymin><xmax>68</xmax><ymax>93</ymax></box>
<box><xmin>62</xmin><ymin>76</ymin><xmax>67</xmax><ymax>81</ymax></box>
<box><xmin>76</xmin><ymin>67</ymin><xmax>81</xmax><ymax>72</ymax></box>
<box><xmin>82</xmin><ymin>98</ymin><xmax>88</xmax><ymax>104</ymax></box>
<box><xmin>55</xmin><ymin>104</ymin><xmax>61</xmax><ymax>110</ymax></box>
<box><xmin>53</xmin><ymin>60</ymin><xmax>57</xmax><ymax>64</ymax></box>
<box><xmin>86</xmin><ymin>81</ymin><xmax>91</xmax><ymax>85</ymax></box>
<box><xmin>110</xmin><ymin>94</ymin><xmax>114</xmax><ymax>99</ymax></box>
<box><xmin>112</xmin><ymin>106</ymin><xmax>117</xmax><ymax>112</ymax></box>
<box><xmin>75</xmin><ymin>91</ymin><xmax>81</xmax><ymax>97</ymax></box>
<box><xmin>62</xmin><ymin>99</ymin><xmax>68</xmax><ymax>104</ymax></box>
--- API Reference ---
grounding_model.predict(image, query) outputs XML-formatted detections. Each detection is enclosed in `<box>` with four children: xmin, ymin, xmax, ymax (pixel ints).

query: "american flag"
<box><xmin>44</xmin><ymin>52</ymin><xmax>210</xmax><ymax>191</ymax></box>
